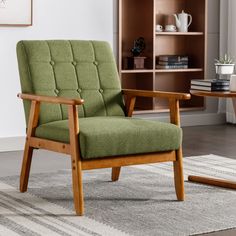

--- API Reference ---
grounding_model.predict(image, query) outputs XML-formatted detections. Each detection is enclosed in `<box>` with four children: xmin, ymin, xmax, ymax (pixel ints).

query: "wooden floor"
<box><xmin>0</xmin><ymin>124</ymin><xmax>236</xmax><ymax>235</ymax></box>
<box><xmin>183</xmin><ymin>124</ymin><xmax>236</xmax><ymax>159</ymax></box>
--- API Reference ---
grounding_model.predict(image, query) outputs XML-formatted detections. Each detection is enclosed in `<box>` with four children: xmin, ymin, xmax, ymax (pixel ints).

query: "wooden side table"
<box><xmin>188</xmin><ymin>90</ymin><xmax>236</xmax><ymax>189</ymax></box>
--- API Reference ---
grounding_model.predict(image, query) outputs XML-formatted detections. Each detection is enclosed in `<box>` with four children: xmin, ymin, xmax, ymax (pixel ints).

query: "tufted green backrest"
<box><xmin>17</xmin><ymin>40</ymin><xmax>125</xmax><ymax>125</ymax></box>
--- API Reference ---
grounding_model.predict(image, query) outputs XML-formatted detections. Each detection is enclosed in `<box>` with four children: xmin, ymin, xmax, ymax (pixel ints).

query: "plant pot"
<box><xmin>215</xmin><ymin>63</ymin><xmax>235</xmax><ymax>75</ymax></box>
<box><xmin>126</xmin><ymin>56</ymin><xmax>147</xmax><ymax>69</ymax></box>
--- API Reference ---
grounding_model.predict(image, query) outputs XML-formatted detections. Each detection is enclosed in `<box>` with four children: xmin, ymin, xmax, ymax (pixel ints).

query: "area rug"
<box><xmin>0</xmin><ymin>154</ymin><xmax>236</xmax><ymax>236</ymax></box>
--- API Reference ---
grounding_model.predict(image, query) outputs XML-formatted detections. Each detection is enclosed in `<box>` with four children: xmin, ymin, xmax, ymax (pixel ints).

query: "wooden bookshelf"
<box><xmin>118</xmin><ymin>0</ymin><xmax>207</xmax><ymax>112</ymax></box>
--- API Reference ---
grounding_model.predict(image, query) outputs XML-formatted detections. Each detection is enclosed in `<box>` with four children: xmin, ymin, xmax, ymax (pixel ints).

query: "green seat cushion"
<box><xmin>35</xmin><ymin>117</ymin><xmax>182</xmax><ymax>159</ymax></box>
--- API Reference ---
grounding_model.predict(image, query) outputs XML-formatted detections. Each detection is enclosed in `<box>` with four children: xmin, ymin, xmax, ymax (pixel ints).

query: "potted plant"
<box><xmin>215</xmin><ymin>54</ymin><xmax>235</xmax><ymax>75</ymax></box>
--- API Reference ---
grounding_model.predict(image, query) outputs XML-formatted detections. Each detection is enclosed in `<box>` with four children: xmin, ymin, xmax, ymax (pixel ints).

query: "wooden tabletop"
<box><xmin>190</xmin><ymin>90</ymin><xmax>236</xmax><ymax>98</ymax></box>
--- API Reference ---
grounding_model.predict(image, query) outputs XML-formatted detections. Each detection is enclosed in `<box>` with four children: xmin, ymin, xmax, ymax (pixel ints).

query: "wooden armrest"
<box><xmin>18</xmin><ymin>93</ymin><xmax>84</xmax><ymax>106</ymax></box>
<box><xmin>122</xmin><ymin>89</ymin><xmax>191</xmax><ymax>100</ymax></box>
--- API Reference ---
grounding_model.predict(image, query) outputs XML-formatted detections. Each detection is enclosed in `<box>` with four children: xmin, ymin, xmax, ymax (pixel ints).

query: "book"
<box><xmin>191</xmin><ymin>79</ymin><xmax>229</xmax><ymax>86</ymax></box>
<box><xmin>156</xmin><ymin>64</ymin><xmax>188</xmax><ymax>69</ymax></box>
<box><xmin>191</xmin><ymin>85</ymin><xmax>230</xmax><ymax>91</ymax></box>
<box><xmin>158</xmin><ymin>55</ymin><xmax>188</xmax><ymax>62</ymax></box>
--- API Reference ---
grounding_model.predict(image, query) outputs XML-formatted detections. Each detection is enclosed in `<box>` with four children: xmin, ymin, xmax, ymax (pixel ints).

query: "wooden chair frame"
<box><xmin>18</xmin><ymin>89</ymin><xmax>191</xmax><ymax>216</ymax></box>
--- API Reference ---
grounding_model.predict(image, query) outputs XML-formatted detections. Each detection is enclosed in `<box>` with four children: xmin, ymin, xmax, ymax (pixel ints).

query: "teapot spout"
<box><xmin>173</xmin><ymin>14</ymin><xmax>181</xmax><ymax>28</ymax></box>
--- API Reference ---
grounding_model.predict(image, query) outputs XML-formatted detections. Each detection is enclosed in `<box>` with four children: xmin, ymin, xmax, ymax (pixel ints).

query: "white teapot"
<box><xmin>173</xmin><ymin>10</ymin><xmax>192</xmax><ymax>32</ymax></box>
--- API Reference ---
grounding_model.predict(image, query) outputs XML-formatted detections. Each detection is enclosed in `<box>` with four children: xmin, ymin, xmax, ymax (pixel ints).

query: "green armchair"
<box><xmin>17</xmin><ymin>40</ymin><xmax>190</xmax><ymax>215</ymax></box>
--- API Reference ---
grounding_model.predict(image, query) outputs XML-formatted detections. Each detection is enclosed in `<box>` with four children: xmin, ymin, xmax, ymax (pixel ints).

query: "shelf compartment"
<box><xmin>155</xmin><ymin>0</ymin><xmax>206</xmax><ymax>32</ymax></box>
<box><xmin>155</xmin><ymin>36</ymin><xmax>205</xmax><ymax>68</ymax></box>
<box><xmin>120</xmin><ymin>0</ymin><xmax>154</xmax><ymax>70</ymax></box>
<box><xmin>155</xmin><ymin>32</ymin><xmax>204</xmax><ymax>36</ymax></box>
<box><xmin>155</xmin><ymin>68</ymin><xmax>203</xmax><ymax>73</ymax></box>
<box><xmin>121</xmin><ymin>73</ymin><xmax>154</xmax><ymax>110</ymax></box>
<box><xmin>154</xmin><ymin>72</ymin><xmax>204</xmax><ymax>110</ymax></box>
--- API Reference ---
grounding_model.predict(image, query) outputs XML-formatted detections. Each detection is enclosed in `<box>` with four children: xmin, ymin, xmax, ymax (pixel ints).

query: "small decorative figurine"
<box><xmin>131</xmin><ymin>37</ymin><xmax>146</xmax><ymax>57</ymax></box>
<box><xmin>125</xmin><ymin>37</ymin><xmax>147</xmax><ymax>69</ymax></box>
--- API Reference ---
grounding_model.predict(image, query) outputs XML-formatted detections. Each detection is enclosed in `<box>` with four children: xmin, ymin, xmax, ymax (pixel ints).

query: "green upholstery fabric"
<box><xmin>35</xmin><ymin>117</ymin><xmax>182</xmax><ymax>159</ymax></box>
<box><xmin>17</xmin><ymin>39</ymin><xmax>182</xmax><ymax>160</ymax></box>
<box><xmin>17</xmin><ymin>40</ymin><xmax>125</xmax><ymax>125</ymax></box>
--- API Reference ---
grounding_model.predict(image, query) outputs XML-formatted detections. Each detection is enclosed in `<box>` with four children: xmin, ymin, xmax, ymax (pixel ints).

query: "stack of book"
<box><xmin>156</xmin><ymin>55</ymin><xmax>188</xmax><ymax>69</ymax></box>
<box><xmin>191</xmin><ymin>79</ymin><xmax>230</xmax><ymax>91</ymax></box>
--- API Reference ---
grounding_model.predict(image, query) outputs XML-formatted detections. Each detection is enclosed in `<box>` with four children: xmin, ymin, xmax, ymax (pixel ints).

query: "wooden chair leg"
<box><xmin>71</xmin><ymin>157</ymin><xmax>84</xmax><ymax>216</ymax></box>
<box><xmin>20</xmin><ymin>101</ymin><xmax>40</xmax><ymax>193</ymax></box>
<box><xmin>20</xmin><ymin>140</ymin><xmax>34</xmax><ymax>192</ymax></box>
<box><xmin>111</xmin><ymin>167</ymin><xmax>121</xmax><ymax>181</ymax></box>
<box><xmin>173</xmin><ymin>148</ymin><xmax>185</xmax><ymax>201</ymax></box>
<box><xmin>68</xmin><ymin>105</ymin><xmax>84</xmax><ymax>216</ymax></box>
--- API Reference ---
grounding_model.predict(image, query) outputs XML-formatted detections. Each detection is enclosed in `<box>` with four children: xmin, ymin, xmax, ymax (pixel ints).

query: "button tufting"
<box><xmin>99</xmin><ymin>88</ymin><xmax>103</xmax><ymax>93</ymax></box>
<box><xmin>54</xmin><ymin>89</ymin><xmax>59</xmax><ymax>94</ymax></box>
<box><xmin>77</xmin><ymin>88</ymin><xmax>82</xmax><ymax>93</ymax></box>
<box><xmin>50</xmin><ymin>61</ymin><xmax>55</xmax><ymax>66</ymax></box>
<box><xmin>93</xmin><ymin>61</ymin><xmax>98</xmax><ymax>66</ymax></box>
<box><xmin>72</xmin><ymin>61</ymin><xmax>77</xmax><ymax>66</ymax></box>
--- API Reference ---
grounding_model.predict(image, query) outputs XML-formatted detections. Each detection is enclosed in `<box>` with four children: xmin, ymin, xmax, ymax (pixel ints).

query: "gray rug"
<box><xmin>1</xmin><ymin>154</ymin><xmax>236</xmax><ymax>236</ymax></box>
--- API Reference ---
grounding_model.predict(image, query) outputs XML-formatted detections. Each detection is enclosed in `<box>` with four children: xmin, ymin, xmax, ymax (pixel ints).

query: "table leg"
<box><xmin>232</xmin><ymin>97</ymin><xmax>236</xmax><ymax>114</ymax></box>
<box><xmin>188</xmin><ymin>176</ymin><xmax>236</xmax><ymax>189</ymax></box>
<box><xmin>188</xmin><ymin>98</ymin><xmax>236</xmax><ymax>189</ymax></box>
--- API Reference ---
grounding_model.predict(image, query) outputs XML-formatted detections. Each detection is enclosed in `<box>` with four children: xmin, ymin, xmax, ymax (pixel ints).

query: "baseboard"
<box><xmin>226</xmin><ymin>112</ymin><xmax>236</xmax><ymax>124</ymax></box>
<box><xmin>0</xmin><ymin>136</ymin><xmax>25</xmax><ymax>152</ymax></box>
<box><xmin>135</xmin><ymin>112</ymin><xmax>226</xmax><ymax>127</ymax></box>
<box><xmin>180</xmin><ymin>113</ymin><xmax>226</xmax><ymax>126</ymax></box>
<box><xmin>0</xmin><ymin>113</ymin><xmax>226</xmax><ymax>152</ymax></box>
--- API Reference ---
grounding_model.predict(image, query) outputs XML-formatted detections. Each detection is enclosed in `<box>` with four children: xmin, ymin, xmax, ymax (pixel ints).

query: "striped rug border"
<box><xmin>0</xmin><ymin>182</ymin><xmax>129</xmax><ymax>236</ymax></box>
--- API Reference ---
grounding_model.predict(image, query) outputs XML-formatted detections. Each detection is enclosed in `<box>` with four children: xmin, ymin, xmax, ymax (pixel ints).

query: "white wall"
<box><xmin>0</xmin><ymin>0</ymin><xmax>113</xmax><ymax>151</ymax></box>
<box><xmin>205</xmin><ymin>0</ymin><xmax>220</xmax><ymax>113</ymax></box>
<box><xmin>220</xmin><ymin>0</ymin><xmax>236</xmax><ymax>123</ymax></box>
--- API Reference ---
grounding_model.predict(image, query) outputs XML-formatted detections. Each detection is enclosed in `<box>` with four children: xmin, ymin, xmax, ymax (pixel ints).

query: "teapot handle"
<box><xmin>188</xmin><ymin>14</ymin><xmax>192</xmax><ymax>27</ymax></box>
